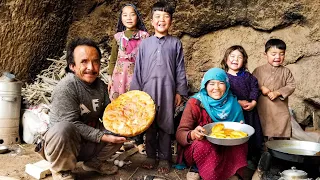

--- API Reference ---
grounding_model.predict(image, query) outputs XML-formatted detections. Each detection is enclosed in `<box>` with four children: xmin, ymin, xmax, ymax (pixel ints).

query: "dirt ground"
<box><xmin>0</xmin><ymin>143</ymin><xmax>257</xmax><ymax>180</ymax></box>
<box><xmin>0</xmin><ymin>143</ymin><xmax>187</xmax><ymax>180</ymax></box>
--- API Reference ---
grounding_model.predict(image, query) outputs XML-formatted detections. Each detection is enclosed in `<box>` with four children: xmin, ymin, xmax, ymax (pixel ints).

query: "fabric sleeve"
<box><xmin>145</xmin><ymin>32</ymin><xmax>150</xmax><ymax>38</ymax></box>
<box><xmin>50</xmin><ymin>83</ymin><xmax>104</xmax><ymax>143</ymax></box>
<box><xmin>176</xmin><ymin>99</ymin><xmax>199</xmax><ymax>147</ymax></box>
<box><xmin>129</xmin><ymin>42</ymin><xmax>143</xmax><ymax>91</ymax></box>
<box><xmin>248</xmin><ymin>74</ymin><xmax>260</xmax><ymax>101</ymax></box>
<box><xmin>277</xmin><ymin>69</ymin><xmax>295</xmax><ymax>100</ymax></box>
<box><xmin>107</xmin><ymin>39</ymin><xmax>118</xmax><ymax>75</ymax></box>
<box><xmin>175</xmin><ymin>40</ymin><xmax>188</xmax><ymax>96</ymax></box>
<box><xmin>252</xmin><ymin>67</ymin><xmax>262</xmax><ymax>89</ymax></box>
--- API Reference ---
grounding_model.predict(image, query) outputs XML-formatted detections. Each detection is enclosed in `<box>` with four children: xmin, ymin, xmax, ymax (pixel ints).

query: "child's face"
<box><xmin>121</xmin><ymin>6</ymin><xmax>138</xmax><ymax>30</ymax></box>
<box><xmin>226</xmin><ymin>50</ymin><xmax>244</xmax><ymax>72</ymax></box>
<box><xmin>151</xmin><ymin>10</ymin><xmax>171</xmax><ymax>36</ymax></box>
<box><xmin>265</xmin><ymin>47</ymin><xmax>285</xmax><ymax>67</ymax></box>
<box><xmin>206</xmin><ymin>80</ymin><xmax>226</xmax><ymax>100</ymax></box>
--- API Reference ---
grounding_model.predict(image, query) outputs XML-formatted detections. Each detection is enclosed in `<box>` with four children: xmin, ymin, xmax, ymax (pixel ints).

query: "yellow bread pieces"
<box><xmin>209</xmin><ymin>123</ymin><xmax>248</xmax><ymax>139</ymax></box>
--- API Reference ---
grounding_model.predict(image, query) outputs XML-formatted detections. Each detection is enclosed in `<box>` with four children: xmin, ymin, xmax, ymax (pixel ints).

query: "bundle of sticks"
<box><xmin>22</xmin><ymin>48</ymin><xmax>110</xmax><ymax>106</ymax></box>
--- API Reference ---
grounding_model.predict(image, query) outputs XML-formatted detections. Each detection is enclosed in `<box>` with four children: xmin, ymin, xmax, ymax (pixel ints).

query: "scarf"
<box><xmin>193</xmin><ymin>68</ymin><xmax>244</xmax><ymax>122</ymax></box>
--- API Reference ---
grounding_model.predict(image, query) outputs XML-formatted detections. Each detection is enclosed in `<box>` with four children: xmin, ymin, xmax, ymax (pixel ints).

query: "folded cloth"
<box><xmin>173</xmin><ymin>162</ymin><xmax>198</xmax><ymax>172</ymax></box>
<box><xmin>172</xmin><ymin>163</ymin><xmax>187</xmax><ymax>170</ymax></box>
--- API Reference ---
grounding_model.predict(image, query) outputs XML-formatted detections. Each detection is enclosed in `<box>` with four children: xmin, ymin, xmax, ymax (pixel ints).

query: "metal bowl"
<box><xmin>203</xmin><ymin>122</ymin><xmax>255</xmax><ymax>146</ymax></box>
<box><xmin>0</xmin><ymin>145</ymin><xmax>9</xmax><ymax>154</ymax></box>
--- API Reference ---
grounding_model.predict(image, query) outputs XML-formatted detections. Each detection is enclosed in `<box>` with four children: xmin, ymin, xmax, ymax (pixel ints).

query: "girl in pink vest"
<box><xmin>108</xmin><ymin>4</ymin><xmax>149</xmax><ymax>101</ymax></box>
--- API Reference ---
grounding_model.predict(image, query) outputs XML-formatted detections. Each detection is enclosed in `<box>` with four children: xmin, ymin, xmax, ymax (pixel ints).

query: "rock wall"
<box><xmin>181</xmin><ymin>25</ymin><xmax>320</xmax><ymax>125</ymax></box>
<box><xmin>67</xmin><ymin>0</ymin><xmax>320</xmax><ymax>125</ymax></box>
<box><xmin>1</xmin><ymin>0</ymin><xmax>320</xmax><ymax>124</ymax></box>
<box><xmin>0</xmin><ymin>0</ymin><xmax>73</xmax><ymax>81</ymax></box>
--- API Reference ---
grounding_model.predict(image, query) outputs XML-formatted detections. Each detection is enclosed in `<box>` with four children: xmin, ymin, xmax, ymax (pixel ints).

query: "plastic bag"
<box><xmin>290</xmin><ymin>108</ymin><xmax>320</xmax><ymax>142</ymax></box>
<box><xmin>22</xmin><ymin>104</ymin><xmax>50</xmax><ymax>144</ymax></box>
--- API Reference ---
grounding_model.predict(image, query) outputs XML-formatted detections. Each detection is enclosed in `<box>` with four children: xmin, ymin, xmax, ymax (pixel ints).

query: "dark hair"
<box><xmin>66</xmin><ymin>38</ymin><xmax>101</xmax><ymax>73</ymax></box>
<box><xmin>151</xmin><ymin>1</ymin><xmax>174</xmax><ymax>18</ymax></box>
<box><xmin>265</xmin><ymin>38</ymin><xmax>286</xmax><ymax>53</ymax></box>
<box><xmin>116</xmin><ymin>4</ymin><xmax>147</xmax><ymax>32</ymax></box>
<box><xmin>220</xmin><ymin>45</ymin><xmax>248</xmax><ymax>71</ymax></box>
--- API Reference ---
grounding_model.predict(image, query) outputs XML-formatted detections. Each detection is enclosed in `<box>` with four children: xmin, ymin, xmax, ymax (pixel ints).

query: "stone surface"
<box><xmin>0</xmin><ymin>0</ymin><xmax>73</xmax><ymax>81</ymax></box>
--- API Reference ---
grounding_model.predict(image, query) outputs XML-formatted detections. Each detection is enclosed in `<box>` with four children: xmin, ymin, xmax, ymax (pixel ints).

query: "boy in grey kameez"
<box><xmin>130</xmin><ymin>2</ymin><xmax>188</xmax><ymax>173</ymax></box>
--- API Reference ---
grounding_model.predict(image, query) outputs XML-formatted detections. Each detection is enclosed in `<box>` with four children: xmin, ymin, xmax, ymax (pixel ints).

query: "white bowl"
<box><xmin>203</xmin><ymin>122</ymin><xmax>255</xmax><ymax>146</ymax></box>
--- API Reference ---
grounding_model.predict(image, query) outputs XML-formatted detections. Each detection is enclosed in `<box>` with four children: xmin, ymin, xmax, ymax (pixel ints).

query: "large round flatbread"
<box><xmin>103</xmin><ymin>90</ymin><xmax>156</xmax><ymax>137</ymax></box>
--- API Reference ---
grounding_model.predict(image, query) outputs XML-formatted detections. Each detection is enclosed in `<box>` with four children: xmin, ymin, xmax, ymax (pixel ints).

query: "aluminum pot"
<box><xmin>202</xmin><ymin>122</ymin><xmax>255</xmax><ymax>146</ymax></box>
<box><xmin>279</xmin><ymin>167</ymin><xmax>309</xmax><ymax>180</ymax></box>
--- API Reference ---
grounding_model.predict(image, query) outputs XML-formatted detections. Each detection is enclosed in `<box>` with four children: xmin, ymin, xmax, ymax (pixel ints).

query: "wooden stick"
<box><xmin>149</xmin><ymin>174</ymin><xmax>169</xmax><ymax>180</ymax></box>
<box><xmin>127</xmin><ymin>167</ymin><xmax>139</xmax><ymax>180</ymax></box>
<box><xmin>27</xmin><ymin>91</ymin><xmax>37</xmax><ymax>101</ymax></box>
<box><xmin>116</xmin><ymin>147</ymin><xmax>139</xmax><ymax>161</ymax></box>
<box><xmin>41</xmin><ymin>92</ymin><xmax>50</xmax><ymax>105</ymax></box>
<box><xmin>174</xmin><ymin>170</ymin><xmax>182</xmax><ymax>180</ymax></box>
<box><xmin>46</xmin><ymin>58</ymin><xmax>66</xmax><ymax>64</ymax></box>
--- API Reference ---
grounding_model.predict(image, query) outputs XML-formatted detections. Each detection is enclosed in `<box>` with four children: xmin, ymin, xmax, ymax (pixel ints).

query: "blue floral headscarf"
<box><xmin>193</xmin><ymin>68</ymin><xmax>244</xmax><ymax>122</ymax></box>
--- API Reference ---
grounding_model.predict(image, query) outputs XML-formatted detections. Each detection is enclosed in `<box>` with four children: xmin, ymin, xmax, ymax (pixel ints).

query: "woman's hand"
<box><xmin>175</xmin><ymin>93</ymin><xmax>182</xmax><ymax>107</ymax></box>
<box><xmin>191</xmin><ymin>126</ymin><xmax>206</xmax><ymax>141</ymax></box>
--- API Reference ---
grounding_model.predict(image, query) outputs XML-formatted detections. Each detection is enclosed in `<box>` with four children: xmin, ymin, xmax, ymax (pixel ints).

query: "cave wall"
<box><xmin>1</xmin><ymin>0</ymin><xmax>320</xmax><ymax>124</ymax></box>
<box><xmin>0</xmin><ymin>0</ymin><xmax>73</xmax><ymax>81</ymax></box>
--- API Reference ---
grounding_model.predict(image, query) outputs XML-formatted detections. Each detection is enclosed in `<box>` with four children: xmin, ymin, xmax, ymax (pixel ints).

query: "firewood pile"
<box><xmin>22</xmin><ymin>48</ymin><xmax>110</xmax><ymax>106</ymax></box>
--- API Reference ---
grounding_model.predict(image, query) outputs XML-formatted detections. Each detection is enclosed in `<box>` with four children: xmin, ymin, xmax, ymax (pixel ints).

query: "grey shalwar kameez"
<box><xmin>130</xmin><ymin>35</ymin><xmax>188</xmax><ymax>160</ymax></box>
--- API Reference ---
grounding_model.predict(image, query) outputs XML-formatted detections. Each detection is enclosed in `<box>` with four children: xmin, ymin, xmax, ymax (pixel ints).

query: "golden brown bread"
<box><xmin>212</xmin><ymin>123</ymin><xmax>224</xmax><ymax>132</ymax></box>
<box><xmin>103</xmin><ymin>90</ymin><xmax>156</xmax><ymax>137</ymax></box>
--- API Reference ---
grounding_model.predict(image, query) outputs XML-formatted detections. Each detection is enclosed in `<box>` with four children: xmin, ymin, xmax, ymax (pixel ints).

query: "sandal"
<box><xmin>142</xmin><ymin>157</ymin><xmax>156</xmax><ymax>169</ymax></box>
<box><xmin>157</xmin><ymin>160</ymin><xmax>171</xmax><ymax>174</ymax></box>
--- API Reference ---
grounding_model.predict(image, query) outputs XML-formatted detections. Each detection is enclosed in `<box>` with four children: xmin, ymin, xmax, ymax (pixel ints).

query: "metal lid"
<box><xmin>0</xmin><ymin>72</ymin><xmax>21</xmax><ymax>93</ymax></box>
<box><xmin>281</xmin><ymin>167</ymin><xmax>308</xmax><ymax>179</ymax></box>
<box><xmin>0</xmin><ymin>72</ymin><xmax>15</xmax><ymax>82</ymax></box>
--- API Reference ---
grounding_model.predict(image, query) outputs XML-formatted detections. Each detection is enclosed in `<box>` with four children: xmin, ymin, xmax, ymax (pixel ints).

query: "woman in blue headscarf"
<box><xmin>176</xmin><ymin>68</ymin><xmax>248</xmax><ymax>180</ymax></box>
